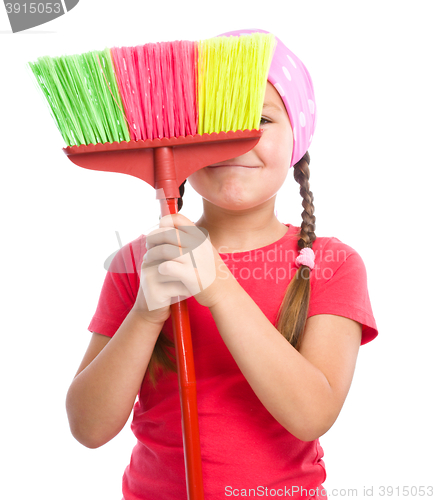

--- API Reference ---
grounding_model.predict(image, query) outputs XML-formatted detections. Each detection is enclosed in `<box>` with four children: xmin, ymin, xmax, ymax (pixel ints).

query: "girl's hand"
<box><xmin>131</xmin><ymin>261</ymin><xmax>172</xmax><ymax>325</ymax></box>
<box><xmin>141</xmin><ymin>213</ymin><xmax>232</xmax><ymax>310</ymax></box>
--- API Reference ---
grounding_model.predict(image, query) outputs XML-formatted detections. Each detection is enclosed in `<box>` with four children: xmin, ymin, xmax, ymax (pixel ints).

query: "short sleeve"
<box><xmin>88</xmin><ymin>235</ymin><xmax>145</xmax><ymax>337</ymax></box>
<box><xmin>308</xmin><ymin>237</ymin><xmax>378</xmax><ymax>345</ymax></box>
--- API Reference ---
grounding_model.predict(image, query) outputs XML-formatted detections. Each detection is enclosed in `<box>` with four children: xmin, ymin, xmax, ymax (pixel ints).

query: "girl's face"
<box><xmin>187</xmin><ymin>82</ymin><xmax>293</xmax><ymax>212</ymax></box>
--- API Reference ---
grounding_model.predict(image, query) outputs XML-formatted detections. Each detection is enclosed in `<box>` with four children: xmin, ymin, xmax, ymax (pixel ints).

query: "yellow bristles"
<box><xmin>197</xmin><ymin>33</ymin><xmax>276</xmax><ymax>135</ymax></box>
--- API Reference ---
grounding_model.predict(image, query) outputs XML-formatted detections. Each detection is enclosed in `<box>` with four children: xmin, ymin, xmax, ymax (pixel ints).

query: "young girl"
<box><xmin>66</xmin><ymin>28</ymin><xmax>378</xmax><ymax>500</ymax></box>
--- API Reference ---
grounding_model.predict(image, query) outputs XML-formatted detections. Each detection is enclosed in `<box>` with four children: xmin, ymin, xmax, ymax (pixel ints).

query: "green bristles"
<box><xmin>197</xmin><ymin>33</ymin><xmax>276</xmax><ymax>135</ymax></box>
<box><xmin>28</xmin><ymin>49</ymin><xmax>130</xmax><ymax>147</ymax></box>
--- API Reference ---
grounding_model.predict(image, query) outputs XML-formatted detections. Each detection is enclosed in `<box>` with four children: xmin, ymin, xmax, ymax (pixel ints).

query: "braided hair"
<box><xmin>275</xmin><ymin>151</ymin><xmax>316</xmax><ymax>350</ymax></box>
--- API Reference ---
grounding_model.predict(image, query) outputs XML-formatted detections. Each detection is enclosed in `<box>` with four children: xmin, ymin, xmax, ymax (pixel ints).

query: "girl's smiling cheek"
<box><xmin>187</xmin><ymin>83</ymin><xmax>294</xmax><ymax>210</ymax></box>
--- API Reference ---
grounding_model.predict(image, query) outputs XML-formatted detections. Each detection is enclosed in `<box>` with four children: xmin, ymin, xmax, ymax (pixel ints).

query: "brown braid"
<box><xmin>293</xmin><ymin>152</ymin><xmax>316</xmax><ymax>250</ymax></box>
<box><xmin>177</xmin><ymin>179</ymin><xmax>187</xmax><ymax>212</ymax></box>
<box><xmin>275</xmin><ymin>151</ymin><xmax>316</xmax><ymax>351</ymax></box>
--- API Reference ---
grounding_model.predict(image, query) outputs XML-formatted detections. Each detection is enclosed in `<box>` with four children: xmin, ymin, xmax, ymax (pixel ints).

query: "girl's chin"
<box><xmin>203</xmin><ymin>196</ymin><xmax>262</xmax><ymax>212</ymax></box>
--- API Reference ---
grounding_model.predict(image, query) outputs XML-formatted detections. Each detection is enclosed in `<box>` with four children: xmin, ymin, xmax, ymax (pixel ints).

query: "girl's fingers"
<box><xmin>145</xmin><ymin>227</ymin><xmax>176</xmax><ymax>250</ymax></box>
<box><xmin>141</xmin><ymin>275</ymin><xmax>192</xmax><ymax>311</ymax></box>
<box><xmin>146</xmin><ymin>227</ymin><xmax>198</xmax><ymax>251</ymax></box>
<box><xmin>144</xmin><ymin>243</ymin><xmax>186</xmax><ymax>264</ymax></box>
<box><xmin>140</xmin><ymin>214</ymin><xmax>213</xmax><ymax>308</ymax></box>
<box><xmin>142</xmin><ymin>258</ymin><xmax>194</xmax><ymax>287</ymax></box>
<box><xmin>146</xmin><ymin>216</ymin><xmax>208</xmax><ymax>252</ymax></box>
<box><xmin>157</xmin><ymin>259</ymin><xmax>202</xmax><ymax>295</ymax></box>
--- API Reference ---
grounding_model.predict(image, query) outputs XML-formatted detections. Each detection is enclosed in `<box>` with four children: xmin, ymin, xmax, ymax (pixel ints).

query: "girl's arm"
<box><xmin>65</xmin><ymin>311</ymin><xmax>163</xmax><ymax>449</ymax></box>
<box><xmin>209</xmin><ymin>277</ymin><xmax>362</xmax><ymax>442</ymax></box>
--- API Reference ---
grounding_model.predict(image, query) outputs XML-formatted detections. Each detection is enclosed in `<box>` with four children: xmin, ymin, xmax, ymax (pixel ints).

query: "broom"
<box><xmin>28</xmin><ymin>32</ymin><xmax>276</xmax><ymax>500</ymax></box>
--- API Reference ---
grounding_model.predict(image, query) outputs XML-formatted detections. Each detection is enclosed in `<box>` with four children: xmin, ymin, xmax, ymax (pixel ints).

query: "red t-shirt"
<box><xmin>88</xmin><ymin>224</ymin><xmax>378</xmax><ymax>500</ymax></box>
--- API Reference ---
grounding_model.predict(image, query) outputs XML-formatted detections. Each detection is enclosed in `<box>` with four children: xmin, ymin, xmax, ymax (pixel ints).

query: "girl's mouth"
<box><xmin>208</xmin><ymin>165</ymin><xmax>258</xmax><ymax>168</ymax></box>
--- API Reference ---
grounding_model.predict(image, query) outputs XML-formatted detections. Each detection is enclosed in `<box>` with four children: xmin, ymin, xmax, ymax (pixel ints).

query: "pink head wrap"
<box><xmin>217</xmin><ymin>28</ymin><xmax>317</xmax><ymax>167</ymax></box>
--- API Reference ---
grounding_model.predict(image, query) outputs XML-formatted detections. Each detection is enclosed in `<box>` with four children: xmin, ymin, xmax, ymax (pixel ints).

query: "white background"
<box><xmin>1</xmin><ymin>1</ymin><xmax>434</xmax><ymax>499</ymax></box>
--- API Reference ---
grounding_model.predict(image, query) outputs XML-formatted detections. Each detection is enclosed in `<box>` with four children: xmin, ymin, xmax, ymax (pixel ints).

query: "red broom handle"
<box><xmin>159</xmin><ymin>196</ymin><xmax>204</xmax><ymax>497</ymax></box>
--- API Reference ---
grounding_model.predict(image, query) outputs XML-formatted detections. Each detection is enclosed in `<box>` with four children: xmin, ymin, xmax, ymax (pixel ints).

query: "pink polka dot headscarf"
<box><xmin>217</xmin><ymin>28</ymin><xmax>317</xmax><ymax>167</ymax></box>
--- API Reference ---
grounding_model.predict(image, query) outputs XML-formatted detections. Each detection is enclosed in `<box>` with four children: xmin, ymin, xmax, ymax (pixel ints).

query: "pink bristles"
<box><xmin>179</xmin><ymin>40</ymin><xmax>198</xmax><ymax>137</ymax></box>
<box><xmin>111</xmin><ymin>46</ymin><xmax>143</xmax><ymax>140</ymax></box>
<box><xmin>111</xmin><ymin>40</ymin><xmax>197</xmax><ymax>140</ymax></box>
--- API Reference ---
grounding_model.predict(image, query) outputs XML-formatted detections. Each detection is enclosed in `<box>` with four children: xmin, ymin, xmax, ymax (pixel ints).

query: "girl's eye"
<box><xmin>259</xmin><ymin>116</ymin><xmax>271</xmax><ymax>125</ymax></box>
